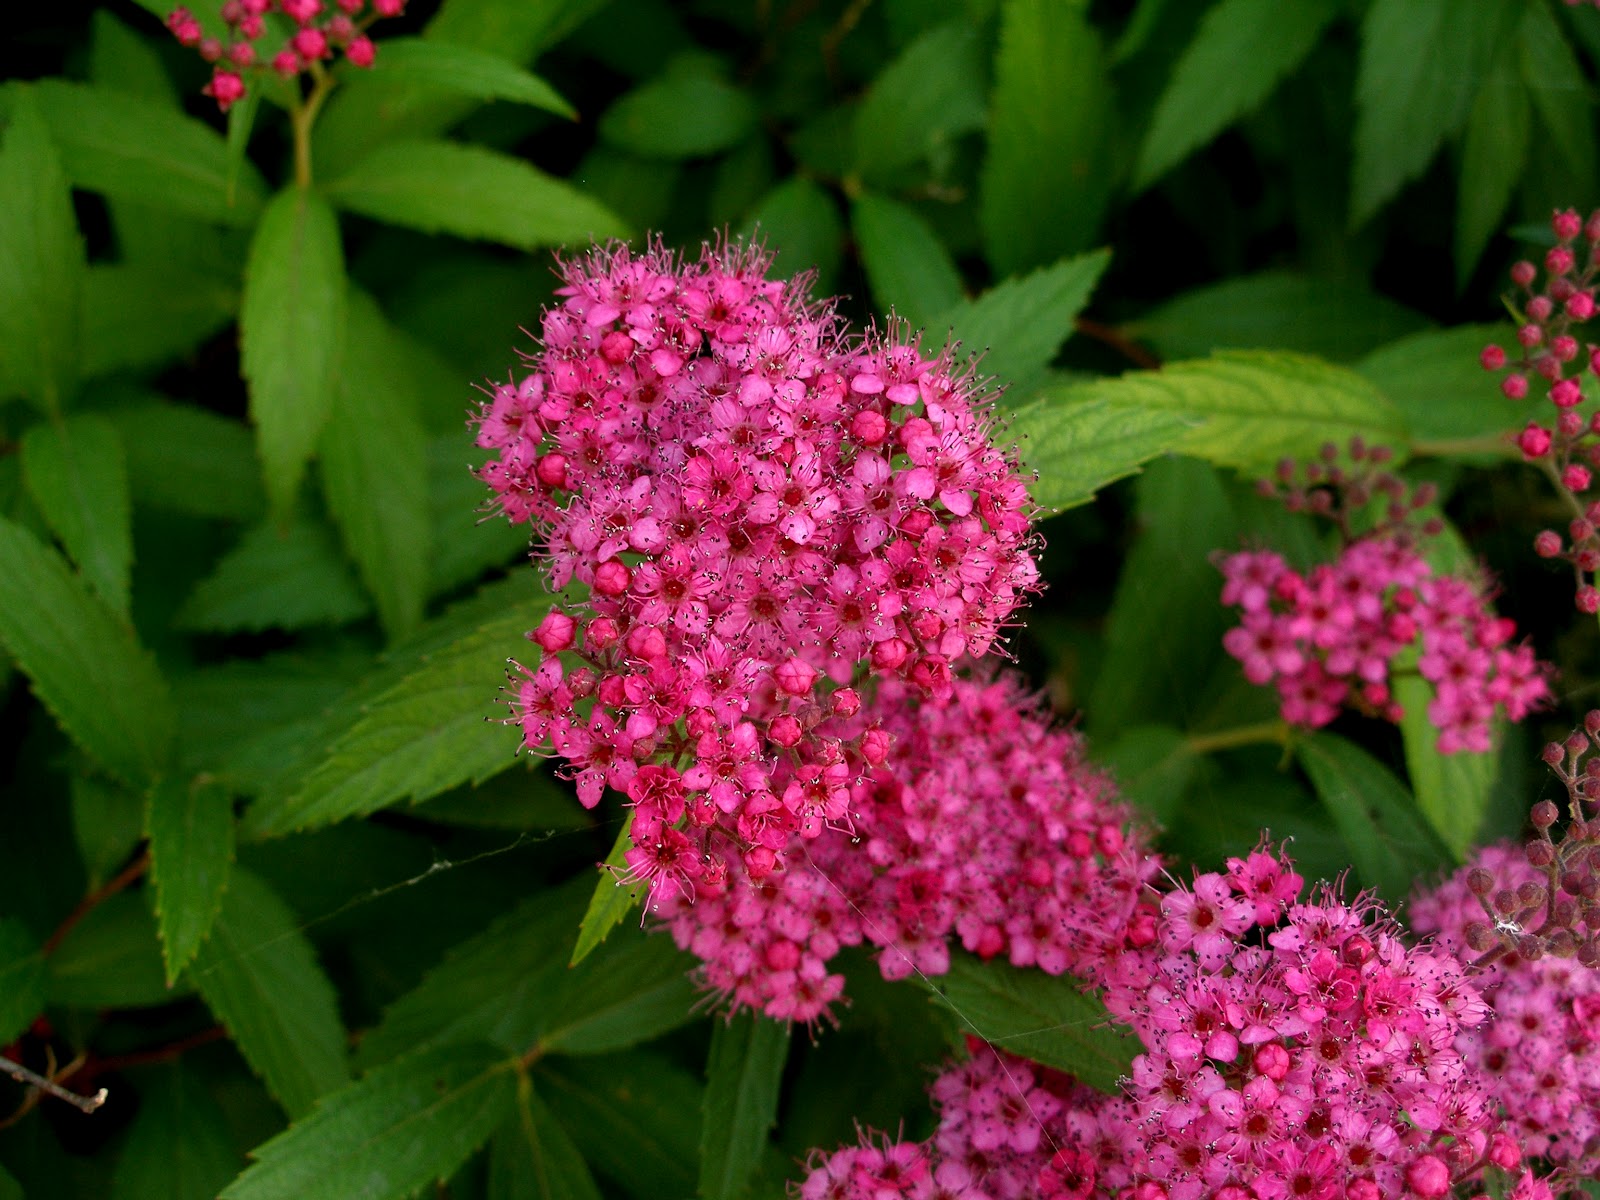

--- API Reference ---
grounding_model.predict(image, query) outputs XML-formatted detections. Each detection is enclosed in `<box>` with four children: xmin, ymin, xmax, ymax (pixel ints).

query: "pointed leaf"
<box><xmin>0</xmin><ymin>919</ymin><xmax>45</xmax><ymax>1046</ymax></box>
<box><xmin>177</xmin><ymin>516</ymin><xmax>370</xmax><ymax>634</ymax></box>
<box><xmin>48</xmin><ymin>892</ymin><xmax>177</xmax><ymax>1009</ymax></box>
<box><xmin>1518</xmin><ymin>2</ymin><xmax>1598</xmax><ymax>199</ymax></box>
<box><xmin>1355</xmin><ymin>324</ymin><xmax>1524</xmax><ymax>448</ymax></box>
<box><xmin>21</xmin><ymin>415</ymin><xmax>133</xmax><ymax>618</ymax></box>
<box><xmin>112</xmin><ymin>1064</ymin><xmax>242</xmax><ymax>1200</ymax></box>
<box><xmin>70</xmin><ymin>773</ymin><xmax>144</xmax><ymax>888</ymax></box>
<box><xmin>851</xmin><ymin>194</ymin><xmax>964</xmax><ymax>328</ymax></box>
<box><xmin>740</xmin><ymin>177</ymin><xmax>844</xmax><ymax>293</ymax></box>
<box><xmin>601</xmin><ymin>68</ymin><xmax>758</xmax><ymax>159</ymax></box>
<box><xmin>107</xmin><ymin>402</ymin><xmax>266</xmax><ymax>522</ymax></box>
<box><xmin>363</xmin><ymin>38</ymin><xmax>575</xmax><ymax>118</ymax></box>
<box><xmin>698</xmin><ymin>1014</ymin><xmax>790</xmax><ymax>1200</ymax></box>
<box><xmin>242</xmin><ymin>185</ymin><xmax>347</xmax><ymax>520</ymax></box>
<box><xmin>1010</xmin><ymin>394</ymin><xmax>1193</xmax><ymax>513</ymax></box>
<box><xmin>146</xmin><ymin>776</ymin><xmax>236</xmax><ymax>985</ymax></box>
<box><xmin>1393</xmin><ymin>675</ymin><xmax>1496</xmax><ymax>861</ymax></box>
<box><xmin>83</xmin><ymin>264</ymin><xmax>238</xmax><ymax>380</ymax></box>
<box><xmin>488</xmin><ymin>1077</ymin><xmax>603</xmax><ymax>1200</ymax></box>
<box><xmin>220</xmin><ymin>1044</ymin><xmax>515</xmax><ymax>1200</ymax></box>
<box><xmin>0</xmin><ymin>515</ymin><xmax>173</xmax><ymax>784</ymax></box>
<box><xmin>853</xmin><ymin>23</ymin><xmax>986</xmax><ymax>181</ymax></box>
<box><xmin>191</xmin><ymin>868</ymin><xmax>349</xmax><ymax>1117</ymax></box>
<box><xmin>1456</xmin><ymin>48</ymin><xmax>1529</xmax><ymax>287</ymax></box>
<box><xmin>533</xmin><ymin>933</ymin><xmax>698</xmax><ymax>1057</ymax></box>
<box><xmin>570</xmin><ymin>817</ymin><xmax>642</xmax><ymax>966</ymax></box>
<box><xmin>90</xmin><ymin>10</ymin><xmax>180</xmax><ymax>107</ymax></box>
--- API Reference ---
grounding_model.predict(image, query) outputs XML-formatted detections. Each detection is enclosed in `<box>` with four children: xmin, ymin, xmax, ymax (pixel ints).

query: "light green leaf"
<box><xmin>0</xmin><ymin>515</ymin><xmax>173</xmax><ymax>784</ymax></box>
<box><xmin>0</xmin><ymin>86</ymin><xmax>85</xmax><ymax>413</ymax></box>
<box><xmin>851</xmin><ymin>194</ymin><xmax>965</xmax><ymax>328</ymax></box>
<box><xmin>112</xmin><ymin>1063</ymin><xmax>242</xmax><ymax>1200</ymax></box>
<box><xmin>698</xmin><ymin>1014</ymin><xmax>789</xmax><ymax>1200</ymax></box>
<box><xmin>853</xmin><ymin>23</ymin><xmax>987</xmax><ymax>181</ymax></box>
<box><xmin>489</xmin><ymin>1077</ymin><xmax>603</xmax><ymax>1200</ymax></box>
<box><xmin>980</xmin><ymin>0</ymin><xmax>1112</xmax><ymax>274</ymax></box>
<box><xmin>1010</xmin><ymin>394</ymin><xmax>1192</xmax><ymax>513</ymax></box>
<box><xmin>570</xmin><ymin>817</ymin><xmax>642</xmax><ymax>966</ymax></box>
<box><xmin>321</xmin><ymin>291</ymin><xmax>431</xmax><ymax>641</ymax></box>
<box><xmin>82</xmin><ymin>264</ymin><xmax>237</xmax><ymax>380</ymax></box>
<box><xmin>325</xmin><ymin>141</ymin><xmax>628</xmax><ymax>250</ymax></box>
<box><xmin>32</xmin><ymin>79</ymin><xmax>266</xmax><ymax>226</ymax></box>
<box><xmin>1134</xmin><ymin>0</ymin><xmax>1337</xmax><ymax>189</ymax></box>
<box><xmin>1456</xmin><ymin>47</ymin><xmax>1529</xmax><ymax>288</ymax></box>
<box><xmin>939</xmin><ymin>249</ymin><xmax>1112</xmax><ymax>398</ymax></box>
<box><xmin>0</xmin><ymin>918</ymin><xmax>45</xmax><ymax>1045</ymax></box>
<box><xmin>219</xmin><ymin>1044</ymin><xmax>515</xmax><ymax>1200</ymax></box>
<box><xmin>48</xmin><ymin>892</ymin><xmax>177</xmax><ymax>1009</ymax></box>
<box><xmin>242</xmin><ymin>186</ymin><xmax>347</xmax><ymax>520</ymax></box>
<box><xmin>191</xmin><ymin>867</ymin><xmax>349</xmax><ymax>1117</ymax></box>
<box><xmin>364</xmin><ymin>38</ymin><xmax>575</xmax><ymax>118</ymax></box>
<box><xmin>21</xmin><ymin>415</ymin><xmax>133</xmax><ymax>619</ymax></box>
<box><xmin>177</xmin><ymin>516</ymin><xmax>370</xmax><ymax>634</ymax></box>
<box><xmin>921</xmin><ymin>955</ymin><xmax>1137</xmax><ymax>1095</ymax></box>
<box><xmin>601</xmin><ymin>66</ymin><xmax>757</xmax><ymax>159</ymax></box>
<box><xmin>146</xmin><ymin>777</ymin><xmax>236</xmax><ymax>986</ymax></box>
<box><xmin>1355</xmin><ymin>324</ymin><xmax>1524</xmax><ymax>451</ymax></box>
<box><xmin>1394</xmin><ymin>675</ymin><xmax>1496</xmax><ymax>861</ymax></box>
<box><xmin>106</xmin><ymin>402</ymin><xmax>266</xmax><ymax>522</ymax></box>
<box><xmin>740</xmin><ymin>177</ymin><xmax>843</xmax><ymax>294</ymax></box>
<box><xmin>70</xmin><ymin>773</ymin><xmax>145</xmax><ymax>888</ymax></box>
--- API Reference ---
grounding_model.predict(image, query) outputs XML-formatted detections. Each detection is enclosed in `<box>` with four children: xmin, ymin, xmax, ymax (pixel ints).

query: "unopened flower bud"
<box><xmin>346</xmin><ymin>35</ymin><xmax>376</xmax><ymax>67</ymax></box>
<box><xmin>529</xmin><ymin>610</ymin><xmax>577</xmax><ymax>654</ymax></box>
<box><xmin>1480</xmin><ymin>344</ymin><xmax>1506</xmax><ymax>370</ymax></box>
<box><xmin>1533</xmin><ymin>799</ymin><xmax>1560</xmax><ymax>829</ymax></box>
<box><xmin>1503</xmin><ymin>373</ymin><xmax>1529</xmax><ymax>400</ymax></box>
<box><xmin>830</xmin><ymin>687</ymin><xmax>861</xmax><ymax>717</ymax></box>
<box><xmin>767</xmin><ymin>714</ymin><xmax>802</xmax><ymax>748</ymax></box>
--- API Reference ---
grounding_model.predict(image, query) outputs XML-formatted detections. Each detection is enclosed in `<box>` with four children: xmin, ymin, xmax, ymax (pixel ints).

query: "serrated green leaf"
<box><xmin>939</xmin><ymin>249</ymin><xmax>1112</xmax><ymax>399</ymax></box>
<box><xmin>1351</xmin><ymin>0</ymin><xmax>1520</xmax><ymax>227</ymax></box>
<box><xmin>177</xmin><ymin>516</ymin><xmax>370</xmax><ymax>634</ymax></box>
<box><xmin>20</xmin><ymin>415</ymin><xmax>133</xmax><ymax>619</ymax></box>
<box><xmin>0</xmin><ymin>86</ymin><xmax>85</xmax><ymax>413</ymax></box>
<box><xmin>321</xmin><ymin>291</ymin><xmax>431</xmax><ymax>642</ymax></box>
<box><xmin>1009</xmin><ymin>394</ymin><xmax>1192</xmax><ymax>513</ymax></box>
<box><xmin>740</xmin><ymin>177</ymin><xmax>843</xmax><ymax>294</ymax></box>
<box><xmin>325</xmin><ymin>141</ymin><xmax>628</xmax><ymax>250</ymax></box>
<box><xmin>147</xmin><ymin>777</ymin><xmax>235</xmax><ymax>986</ymax></box>
<box><xmin>48</xmin><ymin>891</ymin><xmax>177</xmax><ymax>1009</ymax></box>
<box><xmin>1355</xmin><ymin>324</ymin><xmax>1524</xmax><ymax>451</ymax></box>
<box><xmin>220</xmin><ymin>1043</ymin><xmax>515</xmax><ymax>1200</ymax></box>
<box><xmin>850</xmin><ymin>194</ymin><xmax>965</xmax><ymax>328</ymax></box>
<box><xmin>1519</xmin><ymin>2</ymin><xmax>1598</xmax><ymax>201</ymax></box>
<box><xmin>0</xmin><ymin>515</ymin><xmax>173</xmax><ymax>784</ymax></box>
<box><xmin>191</xmin><ymin>867</ymin><xmax>348</xmax><ymax>1117</ymax></box>
<box><xmin>364</xmin><ymin>38</ymin><xmax>575</xmax><ymax>118</ymax></box>
<box><xmin>534</xmin><ymin>932</ymin><xmax>697</xmax><ymax>1057</ymax></box>
<box><xmin>32</xmin><ymin>79</ymin><xmax>266</xmax><ymax>226</ymax></box>
<box><xmin>106</xmin><ymin>402</ymin><xmax>266</xmax><ymax>522</ymax></box>
<box><xmin>112</xmin><ymin>1063</ymin><xmax>242</xmax><ymax>1200</ymax></box>
<box><xmin>70</xmin><ymin>773</ymin><xmax>144</xmax><ymax>888</ymax></box>
<box><xmin>921</xmin><ymin>955</ymin><xmax>1137</xmax><ymax>1094</ymax></box>
<box><xmin>416</xmin><ymin>768</ymin><xmax>593</xmax><ymax>832</ymax></box>
<box><xmin>980</xmin><ymin>0</ymin><xmax>1111</xmax><ymax>275</ymax></box>
<box><xmin>1134</xmin><ymin>0</ymin><xmax>1336</xmax><ymax>190</ymax></box>
<box><xmin>699</xmin><ymin>1014</ymin><xmax>789</xmax><ymax>1200</ymax></box>
<box><xmin>82</xmin><ymin>264</ymin><xmax>237</xmax><ymax>380</ymax></box>
<box><xmin>1456</xmin><ymin>48</ymin><xmax>1529</xmax><ymax>289</ymax></box>
<box><xmin>570</xmin><ymin>817</ymin><xmax>642</xmax><ymax>966</ymax></box>
<box><xmin>1393</xmin><ymin>675</ymin><xmax>1495</xmax><ymax>861</ymax></box>
<box><xmin>489</xmin><ymin>1077</ymin><xmax>603</xmax><ymax>1200</ymax></box>
<box><xmin>0</xmin><ymin>918</ymin><xmax>45</xmax><ymax>1045</ymax></box>
<box><xmin>853</xmin><ymin>23</ymin><xmax>986</xmax><ymax>181</ymax></box>
<box><xmin>601</xmin><ymin>66</ymin><xmax>757</xmax><ymax>159</ymax></box>
<box><xmin>429</xmin><ymin>441</ymin><xmax>530</xmax><ymax>596</ymax></box>
<box><xmin>242</xmin><ymin>186</ymin><xmax>347</xmax><ymax>521</ymax></box>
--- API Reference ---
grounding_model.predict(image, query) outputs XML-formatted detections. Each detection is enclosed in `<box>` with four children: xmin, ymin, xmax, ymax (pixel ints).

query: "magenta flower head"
<box><xmin>475</xmin><ymin>241</ymin><xmax>1040</xmax><ymax>908</ymax></box>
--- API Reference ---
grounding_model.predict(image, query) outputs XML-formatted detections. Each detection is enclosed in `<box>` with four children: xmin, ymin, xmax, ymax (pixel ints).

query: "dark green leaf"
<box><xmin>219</xmin><ymin>1044</ymin><xmax>515</xmax><ymax>1200</ymax></box>
<box><xmin>429</xmin><ymin>440</ymin><xmax>529</xmax><ymax>595</ymax></box>
<box><xmin>106</xmin><ymin>402</ymin><xmax>266</xmax><ymax>522</ymax></box>
<box><xmin>321</xmin><ymin>291</ymin><xmax>431</xmax><ymax>641</ymax></box>
<box><xmin>853</xmin><ymin>23</ymin><xmax>986</xmax><ymax>181</ymax></box>
<box><xmin>146</xmin><ymin>777</ymin><xmax>236</xmax><ymax>986</ymax></box>
<box><xmin>939</xmin><ymin>249</ymin><xmax>1112</xmax><ymax>399</ymax></box>
<box><xmin>32</xmin><ymin>79</ymin><xmax>266</xmax><ymax>226</ymax></box>
<box><xmin>740</xmin><ymin>177</ymin><xmax>843</xmax><ymax>294</ymax></box>
<box><xmin>0</xmin><ymin>515</ymin><xmax>174</xmax><ymax>784</ymax></box>
<box><xmin>601</xmin><ymin>65</ymin><xmax>757</xmax><ymax>159</ymax></box>
<box><xmin>570</xmin><ymin>817</ymin><xmax>642</xmax><ymax>966</ymax></box>
<box><xmin>364</xmin><ymin>38</ymin><xmax>575</xmax><ymax>118</ymax></box>
<box><xmin>0</xmin><ymin>86</ymin><xmax>85</xmax><ymax>413</ymax></box>
<box><xmin>851</xmin><ymin>194</ymin><xmax>964</xmax><ymax>328</ymax></box>
<box><xmin>1355</xmin><ymin>324</ymin><xmax>1524</xmax><ymax>452</ymax></box>
<box><xmin>1094</xmin><ymin>725</ymin><xmax>1199</xmax><ymax>825</ymax></box>
<box><xmin>699</xmin><ymin>1014</ymin><xmax>789</xmax><ymax>1200</ymax></box>
<box><xmin>1134</xmin><ymin>0</ymin><xmax>1337</xmax><ymax>189</ymax></box>
<box><xmin>921</xmin><ymin>955</ymin><xmax>1137</xmax><ymax>1095</ymax></box>
<box><xmin>980</xmin><ymin>0</ymin><xmax>1112</xmax><ymax>274</ymax></box>
<box><xmin>90</xmin><ymin>10</ymin><xmax>180</xmax><ymax>107</ymax></box>
<box><xmin>176</xmin><ymin>516</ymin><xmax>370</xmax><ymax>634</ymax></box>
<box><xmin>82</xmin><ymin>264</ymin><xmax>237</xmax><ymax>380</ymax></box>
<box><xmin>69</xmin><ymin>774</ymin><xmax>144</xmax><ymax>888</ymax></box>
<box><xmin>1456</xmin><ymin>48</ymin><xmax>1529</xmax><ymax>287</ymax></box>
<box><xmin>0</xmin><ymin>919</ymin><xmax>45</xmax><ymax>1045</ymax></box>
<box><xmin>191</xmin><ymin>868</ymin><xmax>349</xmax><ymax>1117</ymax></box>
<box><xmin>570</xmin><ymin>145</ymin><xmax>680</xmax><ymax>235</ymax></box>
<box><xmin>47</xmin><ymin>892</ymin><xmax>176</xmax><ymax>1009</ymax></box>
<box><xmin>533</xmin><ymin>932</ymin><xmax>698</xmax><ymax>1057</ymax></box>
<box><xmin>1393</xmin><ymin>675</ymin><xmax>1495</xmax><ymax>861</ymax></box>
<box><xmin>1009</xmin><ymin>394</ymin><xmax>1192</xmax><ymax>513</ymax></box>
<box><xmin>0</xmin><ymin>1163</ymin><xmax>16</xmax><ymax>1200</ymax></box>
<box><xmin>415</xmin><ymin>768</ymin><xmax>593</xmax><ymax>832</ymax></box>
<box><xmin>20</xmin><ymin>415</ymin><xmax>133</xmax><ymax>619</ymax></box>
<box><xmin>325</xmin><ymin>141</ymin><xmax>628</xmax><ymax>250</ymax></box>
<box><xmin>112</xmin><ymin>1063</ymin><xmax>242</xmax><ymax>1200</ymax></box>
<box><xmin>488</xmin><ymin>1077</ymin><xmax>603</xmax><ymax>1200</ymax></box>
<box><xmin>1519</xmin><ymin>2</ymin><xmax>1598</xmax><ymax>200</ymax></box>
<box><xmin>241</xmin><ymin>186</ymin><xmax>347</xmax><ymax>520</ymax></box>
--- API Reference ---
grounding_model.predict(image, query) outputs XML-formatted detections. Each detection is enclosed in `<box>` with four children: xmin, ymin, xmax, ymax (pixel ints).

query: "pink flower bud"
<box><xmin>600</xmin><ymin>330</ymin><xmax>634</xmax><ymax>363</ymax></box>
<box><xmin>850</xmin><ymin>409</ymin><xmax>888</xmax><ymax>445</ymax></box>
<box><xmin>1517</xmin><ymin>424</ymin><xmax>1552</xmax><ymax>458</ymax></box>
<box><xmin>1502</xmin><ymin>373</ymin><xmax>1529</xmax><ymax>400</ymax></box>
<box><xmin>767</xmin><ymin>715</ymin><xmax>802</xmax><ymax>748</ymax></box>
<box><xmin>1560</xmin><ymin>409</ymin><xmax>1585</xmax><ymax>436</ymax></box>
<box><xmin>830</xmin><ymin>687</ymin><xmax>861</xmax><ymax>717</ymax></box>
<box><xmin>625</xmin><ymin>624</ymin><xmax>667</xmax><ymax>660</ymax></box>
<box><xmin>1346</xmin><ymin>1183</ymin><xmax>1380</xmax><ymax>1200</ymax></box>
<box><xmin>585</xmin><ymin>616</ymin><xmax>619</xmax><ymax>651</ymax></box>
<box><xmin>1566</xmin><ymin>464</ymin><xmax>1593</xmax><ymax>492</ymax></box>
<box><xmin>1511</xmin><ymin>260</ymin><xmax>1538</xmax><ymax>287</ymax></box>
<box><xmin>774</xmin><ymin>657</ymin><xmax>818</xmax><ymax>697</ymax></box>
<box><xmin>227</xmin><ymin>41</ymin><xmax>255</xmax><ymax>65</ymax></box>
<box><xmin>529</xmin><ymin>610</ymin><xmax>576</xmax><ymax>654</ymax></box>
<box><xmin>1480</xmin><ymin>344</ymin><xmax>1506</xmax><ymax>370</ymax></box>
<box><xmin>281</xmin><ymin>0</ymin><xmax>321</xmax><ymax>21</ymax></box>
<box><xmin>1579</xmin><ymin>586</ymin><xmax>1600</xmax><ymax>614</ymax></box>
<box><xmin>271</xmin><ymin>49</ymin><xmax>300</xmax><ymax>76</ymax></box>
<box><xmin>764</xmin><ymin>939</ymin><xmax>801</xmax><ymax>971</ymax></box>
<box><xmin>1569</xmin><ymin>291</ymin><xmax>1596</xmax><ymax>320</ymax></box>
<box><xmin>1405</xmin><ymin>1155</ymin><xmax>1451</xmax><ymax>1198</ymax></box>
<box><xmin>1549</xmin><ymin>246</ymin><xmax>1577</xmax><ymax>276</ymax></box>
<box><xmin>199</xmin><ymin>36</ymin><xmax>223</xmax><ymax>61</ymax></box>
<box><xmin>1518</xmin><ymin>322</ymin><xmax>1544</xmax><ymax>348</ymax></box>
<box><xmin>1552</xmin><ymin>377</ymin><xmax>1583</xmax><ymax>407</ymax></box>
<box><xmin>203</xmin><ymin>69</ymin><xmax>246</xmax><ymax>110</ymax></box>
<box><xmin>240</xmin><ymin>15</ymin><xmax>264</xmax><ymax>38</ymax></box>
<box><xmin>535</xmin><ymin>453</ymin><xmax>568</xmax><ymax>489</ymax></box>
<box><xmin>1555</xmin><ymin>208</ymin><xmax>1584</xmax><ymax>241</ymax></box>
<box><xmin>338</xmin><ymin>0</ymin><xmax>363</xmax><ymax>12</ymax></box>
<box><xmin>871</xmin><ymin>637</ymin><xmax>909</xmax><ymax>671</ymax></box>
<box><xmin>1252</xmin><ymin>1042</ymin><xmax>1291</xmax><ymax>1081</ymax></box>
<box><xmin>1488</xmin><ymin>1132</ymin><xmax>1522</xmax><ymax>1171</ymax></box>
<box><xmin>167</xmin><ymin>9</ymin><xmax>204</xmax><ymax>45</ymax></box>
<box><xmin>743</xmin><ymin>845</ymin><xmax>777</xmax><ymax>879</ymax></box>
<box><xmin>1555</xmin><ymin>333</ymin><xmax>1581</xmax><ymax>361</ymax></box>
<box><xmin>860</xmin><ymin>727</ymin><xmax>892</xmax><ymax>765</ymax></box>
<box><xmin>374</xmin><ymin>0</ymin><xmax>406</xmax><ymax>14</ymax></box>
<box><xmin>291</xmin><ymin>27</ymin><xmax>329</xmax><ymax>60</ymax></box>
<box><xmin>593</xmin><ymin>559</ymin><xmax>631</xmax><ymax>596</ymax></box>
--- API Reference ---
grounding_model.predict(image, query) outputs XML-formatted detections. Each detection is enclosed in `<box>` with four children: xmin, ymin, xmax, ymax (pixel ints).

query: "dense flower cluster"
<box><xmin>478</xmin><ymin>243</ymin><xmax>1038</xmax><ymax>905</ymax></box>
<box><xmin>166</xmin><ymin>0</ymin><xmax>403</xmax><ymax>111</ymax></box>
<box><xmin>654</xmin><ymin>674</ymin><xmax>1161</xmax><ymax>1021</ymax></box>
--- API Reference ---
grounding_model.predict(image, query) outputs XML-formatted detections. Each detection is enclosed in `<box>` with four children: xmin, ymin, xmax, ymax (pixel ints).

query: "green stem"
<box><xmin>1409</xmin><ymin>433</ymin><xmax>1520</xmax><ymax>460</ymax></box>
<box><xmin>290</xmin><ymin>64</ymin><xmax>336</xmax><ymax>189</ymax></box>
<box><xmin>1186</xmin><ymin>721</ymin><xmax>1291</xmax><ymax>756</ymax></box>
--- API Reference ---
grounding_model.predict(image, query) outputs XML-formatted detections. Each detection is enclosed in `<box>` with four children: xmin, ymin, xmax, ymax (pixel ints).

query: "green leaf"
<box><xmin>0</xmin><ymin>1163</ymin><xmax>17</xmax><ymax>1200</ymax></box>
<box><xmin>533</xmin><ymin>932</ymin><xmax>697</xmax><ymax>1057</ymax></box>
<box><xmin>980</xmin><ymin>0</ymin><xmax>1112</xmax><ymax>274</ymax></box>
<box><xmin>70</xmin><ymin>773</ymin><xmax>144</xmax><ymax>888</ymax></box>
<box><xmin>429</xmin><ymin>440</ymin><xmax>529</xmax><ymax>596</ymax></box>
<box><xmin>938</xmin><ymin>249</ymin><xmax>1112</xmax><ymax>399</ymax></box>
<box><xmin>20</xmin><ymin>415</ymin><xmax>133</xmax><ymax>619</ymax></box>
<box><xmin>1355</xmin><ymin>324</ymin><xmax>1524</xmax><ymax>451</ymax></box>
<box><xmin>106</xmin><ymin>402</ymin><xmax>266</xmax><ymax>522</ymax></box>
<box><xmin>601</xmin><ymin>66</ymin><xmax>758</xmax><ymax>159</ymax></box>
<box><xmin>321</xmin><ymin>291</ymin><xmax>431</xmax><ymax>641</ymax></box>
<box><xmin>853</xmin><ymin>23</ymin><xmax>987</xmax><ymax>181</ymax></box>
<box><xmin>146</xmin><ymin>777</ymin><xmax>236</xmax><ymax>986</ymax></box>
<box><xmin>1134</xmin><ymin>0</ymin><xmax>1337</xmax><ymax>189</ymax></box>
<box><xmin>177</xmin><ymin>516</ymin><xmax>370</xmax><ymax>634</ymax></box>
<box><xmin>112</xmin><ymin>1064</ymin><xmax>242</xmax><ymax>1200</ymax></box>
<box><xmin>1125</xmin><ymin>272</ymin><xmax>1432</xmax><ymax>364</ymax></box>
<box><xmin>1519</xmin><ymin>2</ymin><xmax>1598</xmax><ymax>201</ymax></box>
<box><xmin>219</xmin><ymin>1043</ymin><xmax>516</xmax><ymax>1200</ymax></box>
<box><xmin>1009</xmin><ymin>394</ymin><xmax>1192</xmax><ymax>513</ymax></box>
<box><xmin>1393</xmin><ymin>674</ymin><xmax>1495</xmax><ymax>861</ymax></box>
<box><xmin>242</xmin><ymin>186</ymin><xmax>347</xmax><ymax>520</ymax></box>
<box><xmin>740</xmin><ymin>177</ymin><xmax>843</xmax><ymax>294</ymax></box>
<box><xmin>488</xmin><ymin>1077</ymin><xmax>603</xmax><ymax>1200</ymax></box>
<box><xmin>90</xmin><ymin>9</ymin><xmax>180</xmax><ymax>107</ymax></box>
<box><xmin>0</xmin><ymin>918</ymin><xmax>45</xmax><ymax>1045</ymax></box>
<box><xmin>1351</xmin><ymin>0</ymin><xmax>1520</xmax><ymax>226</ymax></box>
<box><xmin>1295</xmin><ymin>732</ymin><xmax>1452</xmax><ymax>904</ymax></box>
<box><xmin>415</xmin><ymin>768</ymin><xmax>593</xmax><ymax>832</ymax></box>
<box><xmin>1456</xmin><ymin>47</ymin><xmax>1529</xmax><ymax>288</ymax></box>
<box><xmin>191</xmin><ymin>868</ymin><xmax>349</xmax><ymax>1117</ymax></box>
<box><xmin>363</xmin><ymin>38</ymin><xmax>575</xmax><ymax>119</ymax></box>
<box><xmin>48</xmin><ymin>891</ymin><xmax>177</xmax><ymax>1009</ymax></box>
<box><xmin>850</xmin><ymin>194</ymin><xmax>965</xmax><ymax>328</ymax></box>
<box><xmin>0</xmin><ymin>515</ymin><xmax>174</xmax><ymax>784</ymax></box>
<box><xmin>1094</xmin><ymin>725</ymin><xmax>1200</xmax><ymax>825</ymax></box>
<box><xmin>32</xmin><ymin>79</ymin><xmax>266</xmax><ymax>226</ymax></box>
<box><xmin>698</xmin><ymin>1014</ymin><xmax>789</xmax><ymax>1200</ymax></box>
<box><xmin>921</xmin><ymin>955</ymin><xmax>1137</xmax><ymax>1095</ymax></box>
<box><xmin>325</xmin><ymin>141</ymin><xmax>628</xmax><ymax>250</ymax></box>
<box><xmin>82</xmin><ymin>264</ymin><xmax>237</xmax><ymax>380</ymax></box>
<box><xmin>570</xmin><ymin>817</ymin><xmax>642</xmax><ymax>966</ymax></box>
<box><xmin>0</xmin><ymin>86</ymin><xmax>85</xmax><ymax>413</ymax></box>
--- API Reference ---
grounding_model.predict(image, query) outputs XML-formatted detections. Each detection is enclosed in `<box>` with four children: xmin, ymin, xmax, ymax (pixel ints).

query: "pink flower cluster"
<box><xmin>477</xmin><ymin>243</ymin><xmax>1038</xmax><ymax>905</ymax></box>
<box><xmin>1411</xmin><ymin>843</ymin><xmax>1600</xmax><ymax>1181</ymax></box>
<box><xmin>166</xmin><ymin>0</ymin><xmax>403</xmax><ymax>112</ymax></box>
<box><xmin>654</xmin><ymin>674</ymin><xmax>1161</xmax><ymax>1022</ymax></box>
<box><xmin>1219</xmin><ymin>538</ymin><xmax>1548</xmax><ymax>753</ymax></box>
